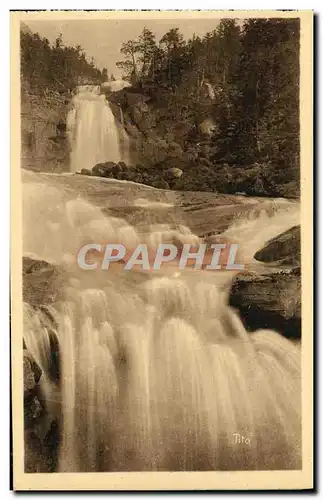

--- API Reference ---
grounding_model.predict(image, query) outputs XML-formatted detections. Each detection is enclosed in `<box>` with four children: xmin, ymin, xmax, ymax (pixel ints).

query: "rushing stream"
<box><xmin>23</xmin><ymin>85</ymin><xmax>301</xmax><ymax>472</ymax></box>
<box><xmin>23</xmin><ymin>170</ymin><xmax>301</xmax><ymax>472</ymax></box>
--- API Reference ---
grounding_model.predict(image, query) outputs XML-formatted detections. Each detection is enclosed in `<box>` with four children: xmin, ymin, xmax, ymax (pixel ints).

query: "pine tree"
<box><xmin>116</xmin><ymin>39</ymin><xmax>140</xmax><ymax>82</ymax></box>
<box><xmin>138</xmin><ymin>27</ymin><xmax>158</xmax><ymax>79</ymax></box>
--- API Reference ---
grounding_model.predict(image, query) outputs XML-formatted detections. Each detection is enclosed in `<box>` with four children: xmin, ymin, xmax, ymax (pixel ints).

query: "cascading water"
<box><xmin>23</xmin><ymin>170</ymin><xmax>301</xmax><ymax>472</ymax></box>
<box><xmin>67</xmin><ymin>85</ymin><xmax>128</xmax><ymax>173</ymax></box>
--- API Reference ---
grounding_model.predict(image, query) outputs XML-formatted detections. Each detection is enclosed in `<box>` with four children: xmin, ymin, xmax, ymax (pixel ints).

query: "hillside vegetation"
<box><xmin>112</xmin><ymin>18</ymin><xmax>300</xmax><ymax>197</ymax></box>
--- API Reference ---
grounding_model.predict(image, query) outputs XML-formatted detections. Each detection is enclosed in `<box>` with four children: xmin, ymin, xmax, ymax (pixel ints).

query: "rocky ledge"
<box><xmin>23</xmin><ymin>257</ymin><xmax>62</xmax><ymax>472</ymax></box>
<box><xmin>80</xmin><ymin>155</ymin><xmax>300</xmax><ymax>198</ymax></box>
<box><xmin>229</xmin><ymin>225</ymin><xmax>301</xmax><ymax>339</ymax></box>
<box><xmin>24</xmin><ymin>348</ymin><xmax>59</xmax><ymax>472</ymax></box>
<box><xmin>229</xmin><ymin>266</ymin><xmax>301</xmax><ymax>339</ymax></box>
<box><xmin>23</xmin><ymin>256</ymin><xmax>64</xmax><ymax>306</ymax></box>
<box><xmin>254</xmin><ymin>225</ymin><xmax>300</xmax><ymax>266</ymax></box>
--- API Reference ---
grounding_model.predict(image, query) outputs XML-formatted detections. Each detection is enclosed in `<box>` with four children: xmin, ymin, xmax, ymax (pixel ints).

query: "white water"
<box><xmin>67</xmin><ymin>86</ymin><xmax>126</xmax><ymax>173</ymax></box>
<box><xmin>223</xmin><ymin>198</ymin><xmax>300</xmax><ymax>263</ymax></box>
<box><xmin>23</xmin><ymin>173</ymin><xmax>301</xmax><ymax>472</ymax></box>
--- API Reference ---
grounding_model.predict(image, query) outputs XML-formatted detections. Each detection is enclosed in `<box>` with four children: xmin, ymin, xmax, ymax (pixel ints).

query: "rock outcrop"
<box><xmin>23</xmin><ymin>256</ymin><xmax>63</xmax><ymax>306</ymax></box>
<box><xmin>23</xmin><ymin>257</ymin><xmax>61</xmax><ymax>472</ymax></box>
<box><xmin>229</xmin><ymin>225</ymin><xmax>301</xmax><ymax>339</ymax></box>
<box><xmin>24</xmin><ymin>347</ymin><xmax>59</xmax><ymax>473</ymax></box>
<box><xmin>254</xmin><ymin>225</ymin><xmax>300</xmax><ymax>265</ymax></box>
<box><xmin>21</xmin><ymin>84</ymin><xmax>70</xmax><ymax>173</ymax></box>
<box><xmin>229</xmin><ymin>267</ymin><xmax>301</xmax><ymax>339</ymax></box>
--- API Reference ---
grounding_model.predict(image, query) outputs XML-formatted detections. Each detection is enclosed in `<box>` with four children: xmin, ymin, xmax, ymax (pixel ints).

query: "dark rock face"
<box><xmin>230</xmin><ymin>225</ymin><xmax>301</xmax><ymax>339</ymax></box>
<box><xmin>24</xmin><ymin>350</ymin><xmax>42</xmax><ymax>394</ymax></box>
<box><xmin>229</xmin><ymin>267</ymin><xmax>301</xmax><ymax>339</ymax></box>
<box><xmin>23</xmin><ymin>257</ymin><xmax>63</xmax><ymax>306</ymax></box>
<box><xmin>23</xmin><ymin>257</ymin><xmax>61</xmax><ymax>383</ymax></box>
<box><xmin>24</xmin><ymin>348</ymin><xmax>59</xmax><ymax>472</ymax></box>
<box><xmin>21</xmin><ymin>89</ymin><xmax>70</xmax><ymax>173</ymax></box>
<box><xmin>24</xmin><ymin>350</ymin><xmax>44</xmax><ymax>434</ymax></box>
<box><xmin>23</xmin><ymin>257</ymin><xmax>62</xmax><ymax>472</ymax></box>
<box><xmin>92</xmin><ymin>161</ymin><xmax>117</xmax><ymax>177</ymax></box>
<box><xmin>79</xmin><ymin>168</ymin><xmax>92</xmax><ymax>176</ymax></box>
<box><xmin>254</xmin><ymin>225</ymin><xmax>300</xmax><ymax>265</ymax></box>
<box><xmin>23</xmin><ymin>257</ymin><xmax>54</xmax><ymax>275</ymax></box>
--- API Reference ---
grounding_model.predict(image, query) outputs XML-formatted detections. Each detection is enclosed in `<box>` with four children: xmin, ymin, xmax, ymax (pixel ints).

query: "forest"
<box><xmin>20</xmin><ymin>19</ymin><xmax>300</xmax><ymax>197</ymax></box>
<box><xmin>115</xmin><ymin>19</ymin><xmax>300</xmax><ymax>196</ymax></box>
<box><xmin>20</xmin><ymin>28</ymin><xmax>105</xmax><ymax>94</ymax></box>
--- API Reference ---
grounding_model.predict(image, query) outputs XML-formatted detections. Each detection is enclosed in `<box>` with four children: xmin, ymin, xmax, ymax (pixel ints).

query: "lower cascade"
<box><xmin>23</xmin><ymin>172</ymin><xmax>301</xmax><ymax>472</ymax></box>
<box><xmin>67</xmin><ymin>85</ymin><xmax>128</xmax><ymax>173</ymax></box>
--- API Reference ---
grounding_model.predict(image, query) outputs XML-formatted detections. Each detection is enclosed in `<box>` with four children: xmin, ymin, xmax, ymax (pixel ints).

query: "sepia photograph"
<box><xmin>11</xmin><ymin>9</ymin><xmax>313</xmax><ymax>491</ymax></box>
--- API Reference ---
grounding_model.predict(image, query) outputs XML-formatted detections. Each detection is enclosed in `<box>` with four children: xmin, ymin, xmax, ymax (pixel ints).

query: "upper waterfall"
<box><xmin>67</xmin><ymin>85</ymin><xmax>126</xmax><ymax>173</ymax></box>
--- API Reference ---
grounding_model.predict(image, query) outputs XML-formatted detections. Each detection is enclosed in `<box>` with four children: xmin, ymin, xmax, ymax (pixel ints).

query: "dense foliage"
<box><xmin>20</xmin><ymin>20</ymin><xmax>300</xmax><ymax>197</ymax></box>
<box><xmin>20</xmin><ymin>30</ymin><xmax>104</xmax><ymax>94</ymax></box>
<box><xmin>116</xmin><ymin>19</ymin><xmax>300</xmax><ymax>196</ymax></box>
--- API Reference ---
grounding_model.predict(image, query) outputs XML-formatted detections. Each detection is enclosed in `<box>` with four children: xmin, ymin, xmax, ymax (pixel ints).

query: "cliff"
<box><xmin>21</xmin><ymin>81</ymin><xmax>70</xmax><ymax>172</ymax></box>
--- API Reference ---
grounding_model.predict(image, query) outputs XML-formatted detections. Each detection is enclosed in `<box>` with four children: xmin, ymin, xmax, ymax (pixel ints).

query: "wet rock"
<box><xmin>24</xmin><ymin>345</ymin><xmax>60</xmax><ymax>472</ymax></box>
<box><xmin>24</xmin><ymin>430</ymin><xmax>47</xmax><ymax>472</ymax></box>
<box><xmin>112</xmin><ymin>163</ymin><xmax>122</xmax><ymax>175</ymax></box>
<box><xmin>23</xmin><ymin>257</ymin><xmax>63</xmax><ymax>306</ymax></box>
<box><xmin>24</xmin><ymin>350</ymin><xmax>42</xmax><ymax>394</ymax></box>
<box><xmin>254</xmin><ymin>225</ymin><xmax>300</xmax><ymax>265</ymax></box>
<box><xmin>24</xmin><ymin>349</ymin><xmax>45</xmax><ymax>447</ymax></box>
<box><xmin>21</xmin><ymin>89</ymin><xmax>70</xmax><ymax>173</ymax></box>
<box><xmin>23</xmin><ymin>257</ymin><xmax>53</xmax><ymax>275</ymax></box>
<box><xmin>56</xmin><ymin>119</ymin><xmax>67</xmax><ymax>137</ymax></box>
<box><xmin>24</xmin><ymin>396</ymin><xmax>60</xmax><ymax>472</ymax></box>
<box><xmin>92</xmin><ymin>161</ymin><xmax>116</xmax><ymax>177</ymax></box>
<box><xmin>229</xmin><ymin>267</ymin><xmax>301</xmax><ymax>339</ymax></box>
<box><xmin>25</xmin><ymin>424</ymin><xmax>60</xmax><ymax>472</ymax></box>
<box><xmin>80</xmin><ymin>168</ymin><xmax>92</xmax><ymax>176</ymax></box>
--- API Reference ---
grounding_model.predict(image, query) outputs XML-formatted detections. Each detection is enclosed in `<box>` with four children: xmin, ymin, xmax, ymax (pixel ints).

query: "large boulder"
<box><xmin>24</xmin><ymin>350</ymin><xmax>42</xmax><ymax>394</ymax></box>
<box><xmin>92</xmin><ymin>161</ymin><xmax>117</xmax><ymax>177</ymax></box>
<box><xmin>229</xmin><ymin>267</ymin><xmax>301</xmax><ymax>339</ymax></box>
<box><xmin>230</xmin><ymin>224</ymin><xmax>301</xmax><ymax>339</ymax></box>
<box><xmin>79</xmin><ymin>168</ymin><xmax>92</xmax><ymax>176</ymax></box>
<box><xmin>23</xmin><ymin>257</ymin><xmax>62</xmax><ymax>472</ymax></box>
<box><xmin>151</xmin><ymin>179</ymin><xmax>170</xmax><ymax>189</ymax></box>
<box><xmin>254</xmin><ymin>225</ymin><xmax>300</xmax><ymax>265</ymax></box>
<box><xmin>23</xmin><ymin>257</ymin><xmax>63</xmax><ymax>306</ymax></box>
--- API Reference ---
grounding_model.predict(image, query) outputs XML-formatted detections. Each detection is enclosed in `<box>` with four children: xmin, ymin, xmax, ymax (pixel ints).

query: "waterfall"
<box><xmin>67</xmin><ymin>85</ymin><xmax>124</xmax><ymax>173</ymax></box>
<box><xmin>23</xmin><ymin>171</ymin><xmax>301</xmax><ymax>472</ymax></box>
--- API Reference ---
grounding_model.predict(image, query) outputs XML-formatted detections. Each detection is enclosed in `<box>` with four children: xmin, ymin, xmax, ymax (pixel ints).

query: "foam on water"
<box><xmin>23</xmin><ymin>170</ymin><xmax>301</xmax><ymax>471</ymax></box>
